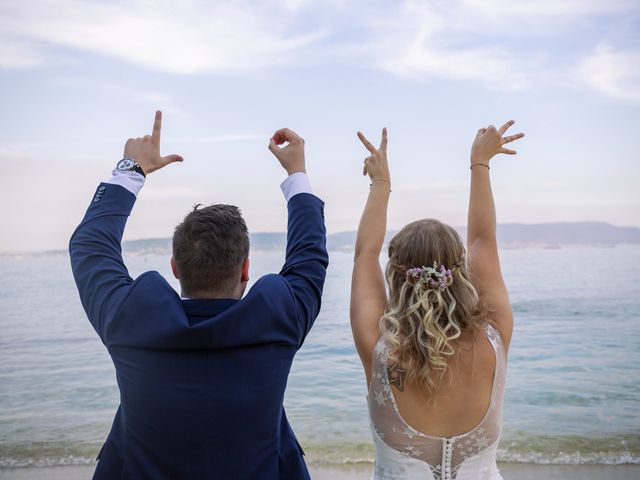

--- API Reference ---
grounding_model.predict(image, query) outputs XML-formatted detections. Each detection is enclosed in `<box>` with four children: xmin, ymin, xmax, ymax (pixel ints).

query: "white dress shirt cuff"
<box><xmin>106</xmin><ymin>169</ymin><xmax>146</xmax><ymax>197</ymax></box>
<box><xmin>280</xmin><ymin>172</ymin><xmax>313</xmax><ymax>202</ymax></box>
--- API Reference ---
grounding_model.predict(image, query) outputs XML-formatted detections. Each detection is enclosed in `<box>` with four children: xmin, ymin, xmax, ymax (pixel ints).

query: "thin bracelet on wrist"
<box><xmin>370</xmin><ymin>179</ymin><xmax>391</xmax><ymax>192</ymax></box>
<box><xmin>470</xmin><ymin>163</ymin><xmax>490</xmax><ymax>170</ymax></box>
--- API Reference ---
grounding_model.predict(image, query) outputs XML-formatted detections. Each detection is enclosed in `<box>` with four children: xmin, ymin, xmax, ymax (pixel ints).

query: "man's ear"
<box><xmin>241</xmin><ymin>257</ymin><xmax>250</xmax><ymax>283</ymax></box>
<box><xmin>170</xmin><ymin>257</ymin><xmax>180</xmax><ymax>280</ymax></box>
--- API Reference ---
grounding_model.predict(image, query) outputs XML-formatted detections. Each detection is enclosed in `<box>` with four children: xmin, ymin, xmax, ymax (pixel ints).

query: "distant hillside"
<box><xmin>120</xmin><ymin>222</ymin><xmax>640</xmax><ymax>254</ymax></box>
<box><xmin>326</xmin><ymin>222</ymin><xmax>640</xmax><ymax>251</ymax></box>
<box><xmin>122</xmin><ymin>233</ymin><xmax>288</xmax><ymax>255</ymax></box>
<box><xmin>460</xmin><ymin>222</ymin><xmax>640</xmax><ymax>247</ymax></box>
<box><xmin>123</xmin><ymin>232</ymin><xmax>288</xmax><ymax>254</ymax></box>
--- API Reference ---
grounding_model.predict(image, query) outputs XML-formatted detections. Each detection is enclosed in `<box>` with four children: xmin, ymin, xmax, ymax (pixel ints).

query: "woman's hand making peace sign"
<box><xmin>357</xmin><ymin>128</ymin><xmax>390</xmax><ymax>186</ymax></box>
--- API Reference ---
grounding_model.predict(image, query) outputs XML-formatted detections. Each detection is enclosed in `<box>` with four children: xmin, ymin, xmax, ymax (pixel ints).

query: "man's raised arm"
<box><xmin>268</xmin><ymin>128</ymin><xmax>329</xmax><ymax>345</ymax></box>
<box><xmin>69</xmin><ymin>111</ymin><xmax>182</xmax><ymax>342</ymax></box>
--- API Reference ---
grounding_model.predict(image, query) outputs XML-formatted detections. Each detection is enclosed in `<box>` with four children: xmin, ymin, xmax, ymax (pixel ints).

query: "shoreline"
<box><xmin>1</xmin><ymin>462</ymin><xmax>639</xmax><ymax>479</ymax></box>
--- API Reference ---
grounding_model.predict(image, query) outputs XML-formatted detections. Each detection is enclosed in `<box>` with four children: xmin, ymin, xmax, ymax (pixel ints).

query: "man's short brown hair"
<box><xmin>172</xmin><ymin>204</ymin><xmax>250</xmax><ymax>296</ymax></box>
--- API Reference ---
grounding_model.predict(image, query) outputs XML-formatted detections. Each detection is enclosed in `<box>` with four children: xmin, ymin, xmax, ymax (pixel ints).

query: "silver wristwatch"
<box><xmin>116</xmin><ymin>158</ymin><xmax>146</xmax><ymax>177</ymax></box>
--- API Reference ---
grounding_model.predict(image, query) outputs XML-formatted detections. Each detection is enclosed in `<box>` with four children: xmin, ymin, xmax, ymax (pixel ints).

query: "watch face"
<box><xmin>117</xmin><ymin>158</ymin><xmax>135</xmax><ymax>171</ymax></box>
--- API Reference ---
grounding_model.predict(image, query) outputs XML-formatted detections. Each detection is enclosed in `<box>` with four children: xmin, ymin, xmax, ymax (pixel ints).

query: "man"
<box><xmin>69</xmin><ymin>111</ymin><xmax>328</xmax><ymax>479</ymax></box>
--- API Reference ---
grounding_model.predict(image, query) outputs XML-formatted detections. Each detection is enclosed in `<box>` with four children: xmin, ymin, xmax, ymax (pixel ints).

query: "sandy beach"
<box><xmin>1</xmin><ymin>462</ymin><xmax>639</xmax><ymax>479</ymax></box>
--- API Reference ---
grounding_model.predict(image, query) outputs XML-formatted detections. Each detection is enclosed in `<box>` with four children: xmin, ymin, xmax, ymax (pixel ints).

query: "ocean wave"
<box><xmin>495</xmin><ymin>432</ymin><xmax>640</xmax><ymax>465</ymax></box>
<box><xmin>1</xmin><ymin>432</ymin><xmax>638</xmax><ymax>468</ymax></box>
<box><xmin>300</xmin><ymin>434</ymin><xmax>640</xmax><ymax>466</ymax></box>
<box><xmin>0</xmin><ymin>455</ymin><xmax>96</xmax><ymax>468</ymax></box>
<box><xmin>496</xmin><ymin>449</ymin><xmax>640</xmax><ymax>465</ymax></box>
<box><xmin>1</xmin><ymin>445</ymin><xmax>638</xmax><ymax>469</ymax></box>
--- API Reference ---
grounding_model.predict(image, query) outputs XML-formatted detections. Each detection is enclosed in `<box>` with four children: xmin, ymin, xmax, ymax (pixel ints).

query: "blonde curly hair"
<box><xmin>380</xmin><ymin>219</ymin><xmax>486</xmax><ymax>399</ymax></box>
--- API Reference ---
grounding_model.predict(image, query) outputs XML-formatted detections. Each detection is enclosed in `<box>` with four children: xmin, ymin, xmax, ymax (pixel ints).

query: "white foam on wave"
<box><xmin>0</xmin><ymin>456</ymin><xmax>96</xmax><ymax>468</ymax></box>
<box><xmin>497</xmin><ymin>448</ymin><xmax>640</xmax><ymax>465</ymax></box>
<box><xmin>2</xmin><ymin>450</ymin><xmax>639</xmax><ymax>469</ymax></box>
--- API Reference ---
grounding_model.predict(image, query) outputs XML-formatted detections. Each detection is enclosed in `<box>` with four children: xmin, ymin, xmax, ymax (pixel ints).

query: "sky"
<box><xmin>0</xmin><ymin>0</ymin><xmax>639</xmax><ymax>252</ymax></box>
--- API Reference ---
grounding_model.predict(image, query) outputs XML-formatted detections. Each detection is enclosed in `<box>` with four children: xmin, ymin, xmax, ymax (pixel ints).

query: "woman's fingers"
<box><xmin>357</xmin><ymin>131</ymin><xmax>377</xmax><ymax>154</ymax></box>
<box><xmin>502</xmin><ymin>132</ymin><xmax>525</xmax><ymax>145</ymax></box>
<box><xmin>499</xmin><ymin>147</ymin><xmax>517</xmax><ymax>155</ymax></box>
<box><xmin>363</xmin><ymin>156</ymin><xmax>370</xmax><ymax>176</ymax></box>
<box><xmin>379</xmin><ymin>128</ymin><xmax>388</xmax><ymax>151</ymax></box>
<box><xmin>498</xmin><ymin>120</ymin><xmax>515</xmax><ymax>135</ymax></box>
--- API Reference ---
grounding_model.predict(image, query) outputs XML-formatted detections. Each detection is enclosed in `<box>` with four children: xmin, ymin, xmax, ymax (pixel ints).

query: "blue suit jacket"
<box><xmin>69</xmin><ymin>182</ymin><xmax>328</xmax><ymax>479</ymax></box>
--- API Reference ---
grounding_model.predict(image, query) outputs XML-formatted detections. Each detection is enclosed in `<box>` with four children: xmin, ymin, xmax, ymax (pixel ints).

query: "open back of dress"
<box><xmin>368</xmin><ymin>324</ymin><xmax>507</xmax><ymax>480</ymax></box>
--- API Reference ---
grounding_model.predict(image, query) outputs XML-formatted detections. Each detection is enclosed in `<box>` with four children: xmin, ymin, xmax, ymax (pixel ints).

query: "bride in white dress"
<box><xmin>350</xmin><ymin>121</ymin><xmax>525</xmax><ymax>480</ymax></box>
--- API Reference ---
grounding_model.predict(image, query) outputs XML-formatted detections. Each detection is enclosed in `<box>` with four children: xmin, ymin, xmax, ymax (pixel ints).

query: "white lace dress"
<box><xmin>368</xmin><ymin>324</ymin><xmax>507</xmax><ymax>480</ymax></box>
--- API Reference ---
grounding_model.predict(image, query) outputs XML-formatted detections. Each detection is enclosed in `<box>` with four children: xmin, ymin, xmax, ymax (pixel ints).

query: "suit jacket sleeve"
<box><xmin>69</xmin><ymin>183</ymin><xmax>136</xmax><ymax>343</ymax></box>
<box><xmin>278</xmin><ymin>192</ymin><xmax>329</xmax><ymax>345</ymax></box>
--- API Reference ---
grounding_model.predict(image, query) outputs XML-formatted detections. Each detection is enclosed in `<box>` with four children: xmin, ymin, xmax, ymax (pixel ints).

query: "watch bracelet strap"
<box><xmin>132</xmin><ymin>163</ymin><xmax>146</xmax><ymax>178</ymax></box>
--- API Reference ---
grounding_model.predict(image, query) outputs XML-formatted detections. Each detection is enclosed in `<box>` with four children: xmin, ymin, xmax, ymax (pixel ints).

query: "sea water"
<box><xmin>0</xmin><ymin>245</ymin><xmax>639</xmax><ymax>467</ymax></box>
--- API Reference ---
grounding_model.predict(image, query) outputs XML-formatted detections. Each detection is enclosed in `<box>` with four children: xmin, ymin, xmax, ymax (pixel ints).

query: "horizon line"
<box><xmin>3</xmin><ymin>220</ymin><xmax>640</xmax><ymax>256</ymax></box>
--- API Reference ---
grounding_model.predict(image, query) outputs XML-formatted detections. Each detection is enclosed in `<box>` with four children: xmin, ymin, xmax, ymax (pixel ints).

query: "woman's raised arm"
<box><xmin>350</xmin><ymin>128</ymin><xmax>391</xmax><ymax>380</ymax></box>
<box><xmin>467</xmin><ymin>120</ymin><xmax>524</xmax><ymax>348</ymax></box>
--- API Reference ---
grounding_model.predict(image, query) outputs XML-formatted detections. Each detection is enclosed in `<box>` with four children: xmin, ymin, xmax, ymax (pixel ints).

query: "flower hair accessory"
<box><xmin>406</xmin><ymin>262</ymin><xmax>454</xmax><ymax>292</ymax></box>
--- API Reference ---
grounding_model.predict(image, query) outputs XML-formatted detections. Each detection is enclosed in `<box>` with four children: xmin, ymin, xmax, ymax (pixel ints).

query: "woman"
<box><xmin>350</xmin><ymin>121</ymin><xmax>524</xmax><ymax>480</ymax></box>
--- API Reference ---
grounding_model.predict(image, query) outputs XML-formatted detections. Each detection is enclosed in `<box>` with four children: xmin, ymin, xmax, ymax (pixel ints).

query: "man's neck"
<box><xmin>181</xmin><ymin>286</ymin><xmax>246</xmax><ymax>300</ymax></box>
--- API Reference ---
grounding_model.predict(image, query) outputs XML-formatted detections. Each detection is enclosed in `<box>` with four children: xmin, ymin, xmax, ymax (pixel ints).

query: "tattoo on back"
<box><xmin>387</xmin><ymin>363</ymin><xmax>406</xmax><ymax>392</ymax></box>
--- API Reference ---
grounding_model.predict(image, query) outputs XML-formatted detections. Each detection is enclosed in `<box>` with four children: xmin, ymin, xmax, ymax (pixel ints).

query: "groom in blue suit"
<box><xmin>69</xmin><ymin>111</ymin><xmax>328</xmax><ymax>479</ymax></box>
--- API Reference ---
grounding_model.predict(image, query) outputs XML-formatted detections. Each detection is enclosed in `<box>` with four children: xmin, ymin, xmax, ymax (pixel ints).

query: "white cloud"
<box><xmin>0</xmin><ymin>36</ymin><xmax>45</xmax><ymax>69</ymax></box>
<box><xmin>576</xmin><ymin>45</ymin><xmax>640</xmax><ymax>103</ymax></box>
<box><xmin>461</xmin><ymin>0</ymin><xmax>637</xmax><ymax>18</ymax></box>
<box><xmin>0</xmin><ymin>0</ymin><xmax>326</xmax><ymax>74</ymax></box>
<box><xmin>1</xmin><ymin>0</ymin><xmax>639</xmax><ymax>101</ymax></box>
<box><xmin>363</xmin><ymin>1</ymin><xmax>529</xmax><ymax>90</ymax></box>
<box><xmin>359</xmin><ymin>0</ymin><xmax>639</xmax><ymax>93</ymax></box>
<box><xmin>279</xmin><ymin>0</ymin><xmax>311</xmax><ymax>11</ymax></box>
<box><xmin>381</xmin><ymin>41</ymin><xmax>528</xmax><ymax>90</ymax></box>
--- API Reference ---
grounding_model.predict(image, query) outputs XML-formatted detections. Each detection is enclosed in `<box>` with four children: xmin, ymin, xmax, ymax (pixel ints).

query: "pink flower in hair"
<box><xmin>406</xmin><ymin>262</ymin><xmax>453</xmax><ymax>292</ymax></box>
